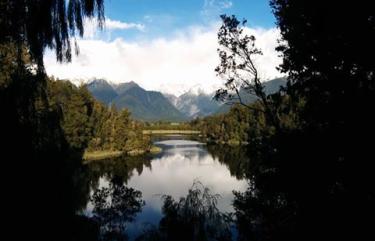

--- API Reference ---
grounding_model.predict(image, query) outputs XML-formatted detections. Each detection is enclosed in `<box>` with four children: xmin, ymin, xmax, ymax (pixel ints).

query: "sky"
<box><xmin>44</xmin><ymin>0</ymin><xmax>282</xmax><ymax>96</ymax></box>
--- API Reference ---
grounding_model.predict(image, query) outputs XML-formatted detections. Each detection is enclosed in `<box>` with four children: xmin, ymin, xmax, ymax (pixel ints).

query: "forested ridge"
<box><xmin>48</xmin><ymin>78</ymin><xmax>152</xmax><ymax>156</ymax></box>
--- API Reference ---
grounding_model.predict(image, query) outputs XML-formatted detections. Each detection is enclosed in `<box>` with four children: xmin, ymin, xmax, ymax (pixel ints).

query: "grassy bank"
<box><xmin>202</xmin><ymin>138</ymin><xmax>249</xmax><ymax>146</ymax></box>
<box><xmin>150</xmin><ymin>145</ymin><xmax>162</xmax><ymax>154</ymax></box>
<box><xmin>84</xmin><ymin>145</ymin><xmax>162</xmax><ymax>161</ymax></box>
<box><xmin>83</xmin><ymin>150</ymin><xmax>123</xmax><ymax>161</ymax></box>
<box><xmin>143</xmin><ymin>130</ymin><xmax>200</xmax><ymax>135</ymax></box>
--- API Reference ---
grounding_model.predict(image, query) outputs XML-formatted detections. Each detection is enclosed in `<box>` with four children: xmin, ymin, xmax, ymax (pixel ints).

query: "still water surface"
<box><xmin>84</xmin><ymin>135</ymin><xmax>249</xmax><ymax>239</ymax></box>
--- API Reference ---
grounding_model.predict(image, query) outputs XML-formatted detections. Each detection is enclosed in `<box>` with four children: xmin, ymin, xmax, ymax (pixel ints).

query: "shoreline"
<box><xmin>83</xmin><ymin>145</ymin><xmax>162</xmax><ymax>162</ymax></box>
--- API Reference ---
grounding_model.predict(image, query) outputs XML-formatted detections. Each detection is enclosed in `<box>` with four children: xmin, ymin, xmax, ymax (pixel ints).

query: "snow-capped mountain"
<box><xmin>171</xmin><ymin>87</ymin><xmax>222</xmax><ymax>118</ymax></box>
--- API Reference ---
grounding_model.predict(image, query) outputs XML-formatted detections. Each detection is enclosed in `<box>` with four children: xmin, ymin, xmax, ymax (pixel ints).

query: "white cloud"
<box><xmin>143</xmin><ymin>15</ymin><xmax>153</xmax><ymax>23</ymax></box>
<box><xmin>201</xmin><ymin>0</ymin><xmax>233</xmax><ymax>20</ymax></box>
<box><xmin>105</xmin><ymin>19</ymin><xmax>145</xmax><ymax>31</ymax></box>
<box><xmin>44</xmin><ymin>23</ymin><xmax>282</xmax><ymax>96</ymax></box>
<box><xmin>83</xmin><ymin>17</ymin><xmax>145</xmax><ymax>39</ymax></box>
<box><xmin>220</xmin><ymin>1</ymin><xmax>233</xmax><ymax>9</ymax></box>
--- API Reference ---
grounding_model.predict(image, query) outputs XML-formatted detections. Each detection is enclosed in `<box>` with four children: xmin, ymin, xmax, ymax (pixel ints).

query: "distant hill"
<box><xmin>174</xmin><ymin>90</ymin><xmax>221</xmax><ymax>118</ymax></box>
<box><xmin>86</xmin><ymin>77</ymin><xmax>287</xmax><ymax>121</ymax></box>
<box><xmin>112</xmin><ymin>83</ymin><xmax>187</xmax><ymax>122</ymax></box>
<box><xmin>87</xmin><ymin>79</ymin><xmax>187</xmax><ymax>122</ymax></box>
<box><xmin>215</xmin><ymin>77</ymin><xmax>287</xmax><ymax>114</ymax></box>
<box><xmin>113</xmin><ymin>81</ymin><xmax>139</xmax><ymax>95</ymax></box>
<box><xmin>164</xmin><ymin>93</ymin><xmax>178</xmax><ymax>107</ymax></box>
<box><xmin>262</xmin><ymin>77</ymin><xmax>287</xmax><ymax>94</ymax></box>
<box><xmin>86</xmin><ymin>79</ymin><xmax>118</xmax><ymax>105</ymax></box>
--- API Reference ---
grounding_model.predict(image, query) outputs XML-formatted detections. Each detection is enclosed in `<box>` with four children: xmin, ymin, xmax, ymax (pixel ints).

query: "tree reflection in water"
<box><xmin>80</xmin><ymin>142</ymin><xmax>252</xmax><ymax>241</ymax></box>
<box><xmin>91</xmin><ymin>176</ymin><xmax>145</xmax><ymax>241</ymax></box>
<box><xmin>87</xmin><ymin>179</ymin><xmax>233</xmax><ymax>241</ymax></box>
<box><xmin>206</xmin><ymin>144</ymin><xmax>250</xmax><ymax>180</ymax></box>
<box><xmin>136</xmin><ymin>181</ymin><xmax>232</xmax><ymax>241</ymax></box>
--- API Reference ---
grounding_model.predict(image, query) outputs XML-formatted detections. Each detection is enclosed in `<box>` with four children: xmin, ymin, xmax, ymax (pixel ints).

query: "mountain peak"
<box><xmin>86</xmin><ymin>79</ymin><xmax>118</xmax><ymax>105</ymax></box>
<box><xmin>114</xmin><ymin>81</ymin><xmax>141</xmax><ymax>95</ymax></box>
<box><xmin>185</xmin><ymin>85</ymin><xmax>206</xmax><ymax>96</ymax></box>
<box><xmin>123</xmin><ymin>80</ymin><xmax>139</xmax><ymax>87</ymax></box>
<box><xmin>87</xmin><ymin>80</ymin><xmax>187</xmax><ymax>121</ymax></box>
<box><xmin>87</xmin><ymin>78</ymin><xmax>111</xmax><ymax>86</ymax></box>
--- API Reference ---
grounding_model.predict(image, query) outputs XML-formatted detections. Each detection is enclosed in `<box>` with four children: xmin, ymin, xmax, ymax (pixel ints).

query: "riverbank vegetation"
<box><xmin>47</xmin><ymin>78</ymin><xmax>155</xmax><ymax>158</ymax></box>
<box><xmin>143</xmin><ymin>130</ymin><xmax>200</xmax><ymax>135</ymax></box>
<box><xmin>191</xmin><ymin>95</ymin><xmax>299</xmax><ymax>145</ymax></box>
<box><xmin>143</xmin><ymin>121</ymin><xmax>196</xmax><ymax>131</ymax></box>
<box><xmin>191</xmin><ymin>105</ymin><xmax>252</xmax><ymax>145</ymax></box>
<box><xmin>83</xmin><ymin>150</ymin><xmax>123</xmax><ymax>161</ymax></box>
<box><xmin>205</xmin><ymin>3</ymin><xmax>371</xmax><ymax>239</ymax></box>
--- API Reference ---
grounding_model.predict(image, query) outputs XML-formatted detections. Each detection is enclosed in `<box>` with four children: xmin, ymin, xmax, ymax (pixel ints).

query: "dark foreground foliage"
<box><xmin>136</xmin><ymin>182</ymin><xmax>232</xmax><ymax>241</ymax></box>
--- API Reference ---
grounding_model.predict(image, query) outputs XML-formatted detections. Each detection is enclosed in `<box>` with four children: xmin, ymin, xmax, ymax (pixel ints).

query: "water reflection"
<box><xmin>136</xmin><ymin>181</ymin><xmax>232</xmax><ymax>241</ymax></box>
<box><xmin>91</xmin><ymin>177</ymin><xmax>145</xmax><ymax>241</ymax></box>
<box><xmin>83</xmin><ymin>136</ymin><xmax>248</xmax><ymax>240</ymax></box>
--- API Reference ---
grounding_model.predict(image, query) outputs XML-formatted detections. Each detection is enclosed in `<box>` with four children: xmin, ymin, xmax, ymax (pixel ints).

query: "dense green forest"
<box><xmin>143</xmin><ymin>121</ymin><xmax>195</xmax><ymax>131</ymax></box>
<box><xmin>192</xmin><ymin>105</ymin><xmax>253</xmax><ymax>145</ymax></box>
<box><xmin>47</xmin><ymin>78</ymin><xmax>152</xmax><ymax>157</ymax></box>
<box><xmin>191</xmin><ymin>93</ymin><xmax>299</xmax><ymax>146</ymax></box>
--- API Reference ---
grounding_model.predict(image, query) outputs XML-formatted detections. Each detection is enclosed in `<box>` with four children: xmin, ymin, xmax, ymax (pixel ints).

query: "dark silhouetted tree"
<box><xmin>0</xmin><ymin>0</ymin><xmax>104</xmax><ymax>69</ymax></box>
<box><xmin>231</xmin><ymin>2</ymin><xmax>374</xmax><ymax>241</ymax></box>
<box><xmin>91</xmin><ymin>179</ymin><xmax>144</xmax><ymax>241</ymax></box>
<box><xmin>215</xmin><ymin>15</ymin><xmax>279</xmax><ymax>129</ymax></box>
<box><xmin>0</xmin><ymin>2</ymin><xmax>106</xmax><ymax>241</ymax></box>
<box><xmin>136</xmin><ymin>181</ymin><xmax>232</xmax><ymax>241</ymax></box>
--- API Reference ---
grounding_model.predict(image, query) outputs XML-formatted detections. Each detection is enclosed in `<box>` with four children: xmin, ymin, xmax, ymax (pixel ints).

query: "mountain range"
<box><xmin>165</xmin><ymin>89</ymin><xmax>221</xmax><ymax>119</ymax></box>
<box><xmin>215</xmin><ymin>77</ymin><xmax>287</xmax><ymax>114</ymax></box>
<box><xmin>86</xmin><ymin>78</ymin><xmax>286</xmax><ymax>121</ymax></box>
<box><xmin>87</xmin><ymin>80</ymin><xmax>186</xmax><ymax>121</ymax></box>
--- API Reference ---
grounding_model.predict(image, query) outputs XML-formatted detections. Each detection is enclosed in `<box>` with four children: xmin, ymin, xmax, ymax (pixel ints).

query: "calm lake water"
<box><xmin>82</xmin><ymin>135</ymin><xmax>249</xmax><ymax>240</ymax></box>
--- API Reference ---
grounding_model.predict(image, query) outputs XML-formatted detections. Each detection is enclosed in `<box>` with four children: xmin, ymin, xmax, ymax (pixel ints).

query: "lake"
<box><xmin>81</xmin><ymin>135</ymin><xmax>250</xmax><ymax>240</ymax></box>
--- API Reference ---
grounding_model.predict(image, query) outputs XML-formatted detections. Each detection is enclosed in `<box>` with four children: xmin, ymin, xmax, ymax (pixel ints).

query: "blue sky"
<box><xmin>45</xmin><ymin>0</ymin><xmax>282</xmax><ymax>95</ymax></box>
<box><xmin>103</xmin><ymin>0</ymin><xmax>276</xmax><ymax>40</ymax></box>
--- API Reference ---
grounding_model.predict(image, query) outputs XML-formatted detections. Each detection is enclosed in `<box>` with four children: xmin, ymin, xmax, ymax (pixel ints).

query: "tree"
<box><xmin>114</xmin><ymin>109</ymin><xmax>131</xmax><ymax>151</ymax></box>
<box><xmin>0</xmin><ymin>2</ymin><xmax>106</xmax><ymax>240</ymax></box>
<box><xmin>214</xmin><ymin>15</ymin><xmax>279</xmax><ymax>129</ymax></box>
<box><xmin>230</xmin><ymin>2</ymin><xmax>374</xmax><ymax>241</ymax></box>
<box><xmin>136</xmin><ymin>182</ymin><xmax>232</xmax><ymax>241</ymax></box>
<box><xmin>47</xmin><ymin>79</ymin><xmax>96</xmax><ymax>151</ymax></box>
<box><xmin>268</xmin><ymin>1</ymin><xmax>374</xmax><ymax>238</ymax></box>
<box><xmin>0</xmin><ymin>0</ymin><xmax>104</xmax><ymax>70</ymax></box>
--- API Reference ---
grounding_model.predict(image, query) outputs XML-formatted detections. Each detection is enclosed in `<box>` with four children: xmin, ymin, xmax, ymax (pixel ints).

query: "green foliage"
<box><xmin>1</xmin><ymin>0</ymin><xmax>104</xmax><ymax>68</ymax></box>
<box><xmin>0</xmin><ymin>43</ymin><xmax>70</xmax><ymax>157</ymax></box>
<box><xmin>44</xmin><ymin>77</ymin><xmax>152</xmax><ymax>154</ymax></box>
<box><xmin>47</xmin><ymin>79</ymin><xmax>96</xmax><ymax>150</ymax></box>
<box><xmin>229</xmin><ymin>1</ymin><xmax>375</xmax><ymax>240</ymax></box>
<box><xmin>86</xmin><ymin>102</ymin><xmax>151</xmax><ymax>154</ymax></box>
<box><xmin>192</xmin><ymin>104</ymin><xmax>262</xmax><ymax>144</ymax></box>
<box><xmin>143</xmin><ymin>121</ymin><xmax>194</xmax><ymax>131</ymax></box>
